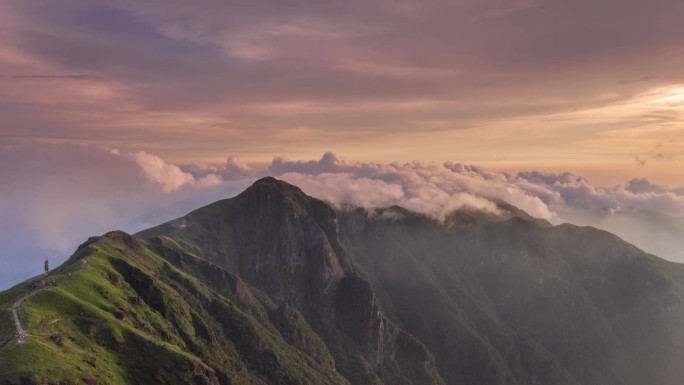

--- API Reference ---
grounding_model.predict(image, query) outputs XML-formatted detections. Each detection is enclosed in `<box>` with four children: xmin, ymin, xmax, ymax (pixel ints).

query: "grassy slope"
<box><xmin>3</xmin><ymin>178</ymin><xmax>681</xmax><ymax>385</ymax></box>
<box><xmin>0</xmin><ymin>231</ymin><xmax>349</xmax><ymax>385</ymax></box>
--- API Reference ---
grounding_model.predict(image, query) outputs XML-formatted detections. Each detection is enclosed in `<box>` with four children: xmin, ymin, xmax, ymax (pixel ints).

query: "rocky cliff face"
<box><xmin>2</xmin><ymin>177</ymin><xmax>683</xmax><ymax>385</ymax></box>
<box><xmin>139</xmin><ymin>177</ymin><xmax>444</xmax><ymax>385</ymax></box>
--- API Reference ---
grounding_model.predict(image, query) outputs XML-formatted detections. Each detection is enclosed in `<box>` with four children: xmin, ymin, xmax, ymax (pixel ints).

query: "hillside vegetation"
<box><xmin>1</xmin><ymin>177</ymin><xmax>683</xmax><ymax>385</ymax></box>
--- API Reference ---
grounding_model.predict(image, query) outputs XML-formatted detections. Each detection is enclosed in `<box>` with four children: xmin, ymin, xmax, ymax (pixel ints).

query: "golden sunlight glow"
<box><xmin>652</xmin><ymin>86</ymin><xmax>684</xmax><ymax>105</ymax></box>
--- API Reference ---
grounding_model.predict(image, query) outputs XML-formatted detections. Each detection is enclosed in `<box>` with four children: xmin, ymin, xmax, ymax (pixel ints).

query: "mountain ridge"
<box><xmin>1</xmin><ymin>176</ymin><xmax>683</xmax><ymax>385</ymax></box>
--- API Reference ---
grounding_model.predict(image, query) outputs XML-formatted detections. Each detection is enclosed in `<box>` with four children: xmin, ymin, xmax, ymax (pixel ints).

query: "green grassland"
<box><xmin>0</xmin><ymin>231</ymin><xmax>349</xmax><ymax>385</ymax></box>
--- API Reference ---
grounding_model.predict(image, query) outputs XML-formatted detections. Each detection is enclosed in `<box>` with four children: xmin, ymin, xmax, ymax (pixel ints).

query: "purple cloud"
<box><xmin>1</xmin><ymin>0</ymin><xmax>683</xmax><ymax>166</ymax></box>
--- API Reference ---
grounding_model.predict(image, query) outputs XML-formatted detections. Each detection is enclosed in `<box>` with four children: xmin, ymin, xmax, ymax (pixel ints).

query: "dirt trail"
<box><xmin>11</xmin><ymin>289</ymin><xmax>46</xmax><ymax>345</ymax></box>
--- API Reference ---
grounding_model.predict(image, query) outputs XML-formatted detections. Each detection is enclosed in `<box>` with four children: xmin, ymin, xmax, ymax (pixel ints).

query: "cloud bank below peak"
<box><xmin>187</xmin><ymin>151</ymin><xmax>684</xmax><ymax>265</ymax></box>
<box><xmin>1</xmin><ymin>144</ymin><xmax>683</xmax><ymax>290</ymax></box>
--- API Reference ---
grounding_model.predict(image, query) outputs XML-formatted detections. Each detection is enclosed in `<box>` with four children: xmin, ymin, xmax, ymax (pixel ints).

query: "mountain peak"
<box><xmin>246</xmin><ymin>176</ymin><xmax>304</xmax><ymax>194</ymax></box>
<box><xmin>238</xmin><ymin>176</ymin><xmax>310</xmax><ymax>207</ymax></box>
<box><xmin>251</xmin><ymin>175</ymin><xmax>281</xmax><ymax>186</ymax></box>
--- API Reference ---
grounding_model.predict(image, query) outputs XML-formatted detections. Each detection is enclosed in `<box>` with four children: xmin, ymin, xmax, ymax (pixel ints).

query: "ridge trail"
<box><xmin>11</xmin><ymin>288</ymin><xmax>46</xmax><ymax>345</ymax></box>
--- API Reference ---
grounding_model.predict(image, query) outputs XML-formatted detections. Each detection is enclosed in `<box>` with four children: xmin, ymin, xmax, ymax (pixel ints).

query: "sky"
<box><xmin>1</xmin><ymin>0</ymin><xmax>684</xmax><ymax>288</ymax></box>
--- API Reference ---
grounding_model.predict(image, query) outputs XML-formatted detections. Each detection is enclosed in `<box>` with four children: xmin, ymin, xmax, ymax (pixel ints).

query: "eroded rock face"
<box><xmin>184</xmin><ymin>177</ymin><xmax>347</xmax><ymax>307</ymax></box>
<box><xmin>139</xmin><ymin>177</ymin><xmax>444</xmax><ymax>385</ymax></box>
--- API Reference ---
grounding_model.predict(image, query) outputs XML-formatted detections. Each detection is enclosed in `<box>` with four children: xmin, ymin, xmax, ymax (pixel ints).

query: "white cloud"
<box><xmin>1</xmin><ymin>145</ymin><xmax>683</xmax><ymax>290</ymax></box>
<box><xmin>277</xmin><ymin>172</ymin><xmax>406</xmax><ymax>210</ymax></box>
<box><xmin>125</xmin><ymin>151</ymin><xmax>196</xmax><ymax>192</ymax></box>
<box><xmin>260</xmin><ymin>153</ymin><xmax>684</xmax><ymax>261</ymax></box>
<box><xmin>262</xmin><ymin>153</ymin><xmax>553</xmax><ymax>219</ymax></box>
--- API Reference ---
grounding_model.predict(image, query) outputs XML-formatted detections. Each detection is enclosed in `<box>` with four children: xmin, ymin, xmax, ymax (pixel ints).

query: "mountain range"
<box><xmin>1</xmin><ymin>177</ymin><xmax>683</xmax><ymax>385</ymax></box>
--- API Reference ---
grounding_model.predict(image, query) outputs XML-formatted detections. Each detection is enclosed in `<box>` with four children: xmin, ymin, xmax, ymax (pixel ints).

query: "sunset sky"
<box><xmin>1</xmin><ymin>0</ymin><xmax>684</xmax><ymax>288</ymax></box>
<box><xmin>1</xmin><ymin>0</ymin><xmax>683</xmax><ymax>183</ymax></box>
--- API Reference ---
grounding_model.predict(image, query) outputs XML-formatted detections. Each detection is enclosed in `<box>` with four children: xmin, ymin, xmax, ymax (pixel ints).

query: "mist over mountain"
<box><xmin>1</xmin><ymin>177</ymin><xmax>683</xmax><ymax>385</ymax></box>
<box><xmin>1</xmin><ymin>144</ymin><xmax>683</xmax><ymax>290</ymax></box>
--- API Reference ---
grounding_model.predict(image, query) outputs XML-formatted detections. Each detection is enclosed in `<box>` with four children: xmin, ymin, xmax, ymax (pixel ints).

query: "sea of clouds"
<box><xmin>1</xmin><ymin>143</ymin><xmax>683</xmax><ymax>289</ymax></box>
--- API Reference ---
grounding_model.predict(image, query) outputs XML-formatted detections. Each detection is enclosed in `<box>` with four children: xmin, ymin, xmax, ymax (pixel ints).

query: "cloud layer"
<box><xmin>1</xmin><ymin>0</ymin><xmax>683</xmax><ymax>174</ymax></box>
<box><xmin>1</xmin><ymin>144</ymin><xmax>682</xmax><ymax>289</ymax></box>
